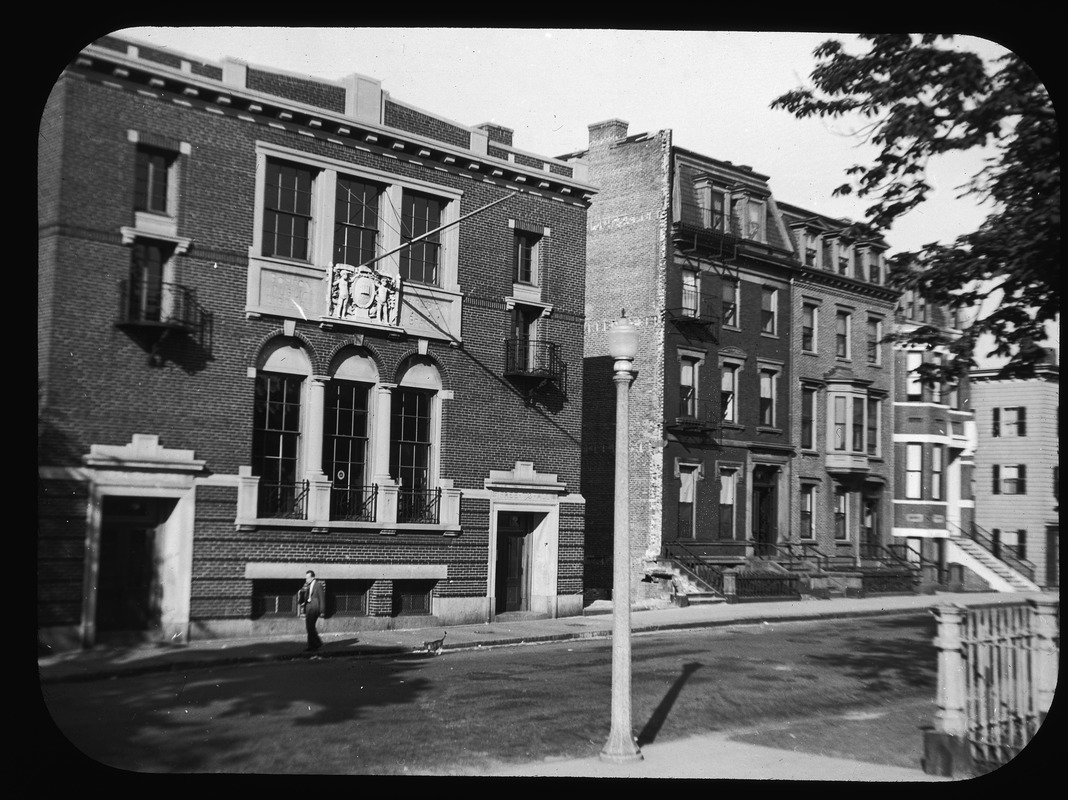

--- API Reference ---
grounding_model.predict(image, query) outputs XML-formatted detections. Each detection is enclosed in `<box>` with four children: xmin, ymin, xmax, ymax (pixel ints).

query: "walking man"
<box><xmin>301</xmin><ymin>570</ymin><xmax>325</xmax><ymax>652</ymax></box>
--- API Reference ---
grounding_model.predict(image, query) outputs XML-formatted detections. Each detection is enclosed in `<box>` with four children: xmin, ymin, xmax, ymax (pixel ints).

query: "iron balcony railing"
<box><xmin>503</xmin><ymin>338</ymin><xmax>564</xmax><ymax>381</ymax></box>
<box><xmin>669</xmin><ymin>396</ymin><xmax>718</xmax><ymax>432</ymax></box>
<box><xmin>117</xmin><ymin>279</ymin><xmax>201</xmax><ymax>330</ymax></box>
<box><xmin>397</xmin><ymin>487</ymin><xmax>442</xmax><ymax>525</ymax></box>
<box><xmin>258</xmin><ymin>480</ymin><xmax>310</xmax><ymax>520</ymax></box>
<box><xmin>330</xmin><ymin>484</ymin><xmax>378</xmax><ymax>522</ymax></box>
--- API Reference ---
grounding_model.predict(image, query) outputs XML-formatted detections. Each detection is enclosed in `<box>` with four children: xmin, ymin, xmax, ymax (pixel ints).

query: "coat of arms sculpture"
<box><xmin>327</xmin><ymin>264</ymin><xmax>401</xmax><ymax>327</ymax></box>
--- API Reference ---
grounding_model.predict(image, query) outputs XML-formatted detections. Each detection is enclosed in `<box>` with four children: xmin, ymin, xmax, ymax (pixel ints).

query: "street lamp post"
<box><xmin>601</xmin><ymin>312</ymin><xmax>643</xmax><ymax>763</ymax></box>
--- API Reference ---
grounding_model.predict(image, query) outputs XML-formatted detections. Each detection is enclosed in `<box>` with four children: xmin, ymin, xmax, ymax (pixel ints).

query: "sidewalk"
<box><xmin>39</xmin><ymin>591</ymin><xmax>1037</xmax><ymax>780</ymax></box>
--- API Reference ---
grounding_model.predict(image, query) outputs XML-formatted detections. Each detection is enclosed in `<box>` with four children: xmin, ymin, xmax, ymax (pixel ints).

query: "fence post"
<box><xmin>1030</xmin><ymin>595</ymin><xmax>1060</xmax><ymax>720</ymax></box>
<box><xmin>923</xmin><ymin>602</ymin><xmax>974</xmax><ymax>777</ymax></box>
<box><xmin>723</xmin><ymin>569</ymin><xmax>737</xmax><ymax>604</ymax></box>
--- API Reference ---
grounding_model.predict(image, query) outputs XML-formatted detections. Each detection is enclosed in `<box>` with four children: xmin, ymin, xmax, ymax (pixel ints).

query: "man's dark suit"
<box><xmin>303</xmin><ymin>578</ymin><xmax>325</xmax><ymax>650</ymax></box>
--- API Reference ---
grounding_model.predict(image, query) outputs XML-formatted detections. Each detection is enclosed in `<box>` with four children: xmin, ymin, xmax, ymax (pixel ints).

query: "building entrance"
<box><xmin>495</xmin><ymin>511</ymin><xmax>535</xmax><ymax>613</ymax></box>
<box><xmin>96</xmin><ymin>497</ymin><xmax>163</xmax><ymax>634</ymax></box>
<box><xmin>751</xmin><ymin>466</ymin><xmax>778</xmax><ymax>556</ymax></box>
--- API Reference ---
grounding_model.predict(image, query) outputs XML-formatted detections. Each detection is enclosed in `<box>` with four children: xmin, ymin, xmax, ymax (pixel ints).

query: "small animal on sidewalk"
<box><xmin>417</xmin><ymin>631</ymin><xmax>447</xmax><ymax>655</ymax></box>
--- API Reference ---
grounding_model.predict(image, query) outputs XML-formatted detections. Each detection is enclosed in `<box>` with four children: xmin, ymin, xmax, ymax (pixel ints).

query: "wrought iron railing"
<box><xmin>504</xmin><ymin>338</ymin><xmax>564</xmax><ymax>380</ymax></box>
<box><xmin>257</xmin><ymin>480</ymin><xmax>309</xmax><ymax>520</ymax></box>
<box><xmin>117</xmin><ymin>279</ymin><xmax>201</xmax><ymax>330</ymax></box>
<box><xmin>949</xmin><ymin>520</ymin><xmax>1037</xmax><ymax>582</ymax></box>
<box><xmin>397</xmin><ymin>487</ymin><xmax>442</xmax><ymax>525</ymax></box>
<box><xmin>662</xmin><ymin>541</ymin><xmax>725</xmax><ymax>594</ymax></box>
<box><xmin>733</xmin><ymin>571</ymin><xmax>802</xmax><ymax>600</ymax></box>
<box><xmin>330</xmin><ymin>484</ymin><xmax>378</xmax><ymax>522</ymax></box>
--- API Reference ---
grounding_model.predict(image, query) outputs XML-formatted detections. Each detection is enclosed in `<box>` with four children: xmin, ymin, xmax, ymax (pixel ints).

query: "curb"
<box><xmin>39</xmin><ymin>604</ymin><xmax>935</xmax><ymax>685</ymax></box>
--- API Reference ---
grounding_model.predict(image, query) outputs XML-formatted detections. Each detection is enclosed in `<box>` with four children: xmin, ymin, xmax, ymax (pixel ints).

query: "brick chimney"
<box><xmin>588</xmin><ymin>119</ymin><xmax>629</xmax><ymax>148</ymax></box>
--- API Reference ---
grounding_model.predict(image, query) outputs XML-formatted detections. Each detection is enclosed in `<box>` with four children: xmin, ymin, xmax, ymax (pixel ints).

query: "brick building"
<box><xmin>570</xmin><ymin>121</ymin><xmax>937</xmax><ymax>603</ymax></box>
<box><xmin>570</xmin><ymin>122</ymin><xmax>801</xmax><ymax>601</ymax></box>
<box><xmin>777</xmin><ymin>203</ymin><xmax>897</xmax><ymax>570</ymax></box>
<box><xmin>38</xmin><ymin>35</ymin><xmax>597</xmax><ymax>649</ymax></box>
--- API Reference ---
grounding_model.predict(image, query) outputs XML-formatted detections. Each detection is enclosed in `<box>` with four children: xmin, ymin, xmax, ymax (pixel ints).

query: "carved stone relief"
<box><xmin>327</xmin><ymin>264</ymin><xmax>401</xmax><ymax>326</ymax></box>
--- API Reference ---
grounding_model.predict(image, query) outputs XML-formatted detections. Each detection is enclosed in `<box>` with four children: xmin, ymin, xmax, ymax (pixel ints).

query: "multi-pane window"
<box><xmin>324</xmin><ymin>380</ymin><xmax>371</xmax><ymax>520</ymax></box>
<box><xmin>993</xmin><ymin>464</ymin><xmax>1027</xmax><ymax>495</ymax></box>
<box><xmin>835</xmin><ymin>310</ymin><xmax>851</xmax><ymax>358</ymax></box>
<box><xmin>262</xmin><ymin>159</ymin><xmax>314</xmax><ymax>260</ymax></box>
<box><xmin>760</xmin><ymin>287</ymin><xmax>777</xmax><ymax>335</ymax></box>
<box><xmin>905</xmin><ymin>444</ymin><xmax>923</xmax><ymax>499</ymax></box>
<box><xmin>334</xmin><ymin>177</ymin><xmax>380</xmax><ymax>267</ymax></box>
<box><xmin>252</xmin><ymin>373</ymin><xmax>304</xmax><ymax>516</ymax></box>
<box><xmin>400</xmin><ymin>190</ymin><xmax>443</xmax><ymax>285</ymax></box>
<box><xmin>718</xmin><ymin>468</ymin><xmax>736</xmax><ymax>539</ymax></box>
<box><xmin>867</xmin><ymin>317</ymin><xmax>882</xmax><ymax>364</ymax></box>
<box><xmin>868</xmin><ymin>250</ymin><xmax>882</xmax><ymax>284</ymax></box>
<box><xmin>328</xmin><ymin>580</ymin><xmax>371</xmax><ymax>617</ymax></box>
<box><xmin>392</xmin><ymin>580</ymin><xmax>433</xmax><ymax>616</ymax></box>
<box><xmin>759</xmin><ymin>368</ymin><xmax>777</xmax><ymax>427</ymax></box>
<box><xmin>932</xmin><ymin>445</ymin><xmax>944</xmax><ymax>500</ymax></box>
<box><xmin>699</xmin><ymin>185</ymin><xmax>727</xmax><ymax>232</ymax></box>
<box><xmin>834</xmin><ymin>488</ymin><xmax>848</xmax><ymax>540</ymax></box>
<box><xmin>721</xmin><ymin>281</ymin><xmax>739</xmax><ymax>328</ymax></box>
<box><xmin>389</xmin><ymin>388</ymin><xmax>432</xmax><ymax>491</ymax></box>
<box><xmin>134</xmin><ymin>146</ymin><xmax>176</xmax><ymax>215</ymax></box>
<box><xmin>514</xmin><ymin>230</ymin><xmax>538</xmax><ymax>284</ymax></box>
<box><xmin>804</xmin><ymin>232</ymin><xmax>819</xmax><ymax>267</ymax></box>
<box><xmin>802</xmin><ymin>303</ymin><xmax>817</xmax><ymax>352</ymax></box>
<box><xmin>252</xmin><ymin>580</ymin><xmax>300</xmax><ymax>618</ymax></box>
<box><xmin>720</xmin><ymin>363</ymin><xmax>738</xmax><ymax>423</ymax></box>
<box><xmin>681</xmin><ymin>271</ymin><xmax>699</xmax><ymax>316</ymax></box>
<box><xmin>906</xmin><ymin>351</ymin><xmax>923</xmax><ymax>400</ymax></box>
<box><xmin>801</xmin><ymin>386</ymin><xmax>817</xmax><ymax>450</ymax></box>
<box><xmin>799</xmin><ymin>485</ymin><xmax>815</xmax><ymax>539</ymax></box>
<box><xmin>866</xmin><ymin>397</ymin><xmax>880</xmax><ymax>456</ymax></box>
<box><xmin>1005</xmin><ymin>407</ymin><xmax>1027</xmax><ymax>436</ymax></box>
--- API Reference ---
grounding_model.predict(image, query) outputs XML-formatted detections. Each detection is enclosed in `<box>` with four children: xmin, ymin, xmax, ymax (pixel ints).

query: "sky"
<box><xmin>109</xmin><ymin>27</ymin><xmax>1023</xmax><ymax>258</ymax></box>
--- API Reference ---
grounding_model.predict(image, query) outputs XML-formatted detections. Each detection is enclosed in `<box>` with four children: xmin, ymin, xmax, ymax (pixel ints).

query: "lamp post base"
<box><xmin>600</xmin><ymin>729</ymin><xmax>643</xmax><ymax>763</ymax></box>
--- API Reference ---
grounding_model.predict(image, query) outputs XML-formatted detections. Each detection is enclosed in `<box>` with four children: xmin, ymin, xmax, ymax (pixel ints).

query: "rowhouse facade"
<box><xmin>38</xmin><ymin>35</ymin><xmax>596</xmax><ymax>649</ymax></box>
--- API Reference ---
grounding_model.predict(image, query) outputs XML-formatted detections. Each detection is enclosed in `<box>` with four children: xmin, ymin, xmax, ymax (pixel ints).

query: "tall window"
<box><xmin>993</xmin><ymin>464</ymin><xmax>1027</xmax><ymax>495</ymax></box>
<box><xmin>134</xmin><ymin>146</ymin><xmax>176</xmax><ymax>215</ymax></box>
<box><xmin>852</xmin><ymin>396</ymin><xmax>865</xmax><ymax>451</ymax></box>
<box><xmin>799</xmin><ymin>485</ymin><xmax>815</xmax><ymax>539</ymax></box>
<box><xmin>804</xmin><ymin>233</ymin><xmax>818</xmax><ymax>266</ymax></box>
<box><xmin>334</xmin><ymin>177</ymin><xmax>380</xmax><ymax>266</ymax></box>
<box><xmin>867</xmin><ymin>249</ymin><xmax>882</xmax><ymax>284</ymax></box>
<box><xmin>931</xmin><ymin>444</ymin><xmax>944</xmax><ymax>500</ymax></box>
<box><xmin>905</xmin><ymin>444</ymin><xmax>923</xmax><ymax>499</ymax></box>
<box><xmin>514</xmin><ymin>230</ymin><xmax>538</xmax><ymax>285</ymax></box>
<box><xmin>400</xmin><ymin>190</ymin><xmax>443</xmax><ymax>285</ymax></box>
<box><xmin>745</xmin><ymin>200</ymin><xmax>765</xmax><ymax>240</ymax></box>
<box><xmin>906</xmin><ymin>351</ymin><xmax>923</xmax><ymax>400</ymax></box>
<box><xmin>721</xmin><ymin>363</ymin><xmax>738</xmax><ymax>423</ymax></box>
<box><xmin>390</xmin><ymin>389</ymin><xmax>432</xmax><ymax>492</ymax></box>
<box><xmin>759</xmin><ymin>368</ymin><xmax>777</xmax><ymax>427</ymax></box>
<box><xmin>866</xmin><ymin>397</ymin><xmax>880</xmax><ymax>456</ymax></box>
<box><xmin>681</xmin><ymin>271</ymin><xmax>699</xmax><ymax>316</ymax></box>
<box><xmin>679</xmin><ymin>357</ymin><xmax>698</xmax><ymax>417</ymax></box>
<box><xmin>833</xmin><ymin>396</ymin><xmax>848</xmax><ymax>451</ymax></box>
<box><xmin>837</xmin><ymin>247</ymin><xmax>852</xmax><ymax>277</ymax></box>
<box><xmin>1005</xmin><ymin>407</ymin><xmax>1027</xmax><ymax>436</ymax></box>
<box><xmin>678</xmin><ymin>465</ymin><xmax>698</xmax><ymax>538</ymax></box>
<box><xmin>835</xmin><ymin>310</ymin><xmax>851</xmax><ymax>358</ymax></box>
<box><xmin>718</xmin><ymin>468</ymin><xmax>736</xmax><ymax>539</ymax></box>
<box><xmin>802</xmin><ymin>303</ymin><xmax>817</xmax><ymax>352</ymax></box>
<box><xmin>867</xmin><ymin>317</ymin><xmax>882</xmax><ymax>364</ymax></box>
<box><xmin>700</xmin><ymin>185</ymin><xmax>727</xmax><ymax>231</ymax></box>
<box><xmin>252</xmin><ymin>373</ymin><xmax>304</xmax><ymax>515</ymax></box>
<box><xmin>127</xmin><ymin>240</ymin><xmax>170</xmax><ymax>323</ymax></box>
<box><xmin>263</xmin><ymin>159</ymin><xmax>314</xmax><ymax>260</ymax></box>
<box><xmin>834</xmin><ymin>488</ymin><xmax>848</xmax><ymax>540</ymax></box>
<box><xmin>801</xmin><ymin>386</ymin><xmax>817</xmax><ymax>450</ymax></box>
<box><xmin>760</xmin><ymin>286</ymin><xmax>777</xmax><ymax>334</ymax></box>
<box><xmin>992</xmin><ymin>407</ymin><xmax>1001</xmax><ymax>437</ymax></box>
<box><xmin>323</xmin><ymin>381</ymin><xmax>371</xmax><ymax>520</ymax></box>
<box><xmin>721</xmin><ymin>281</ymin><xmax>738</xmax><ymax>328</ymax></box>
